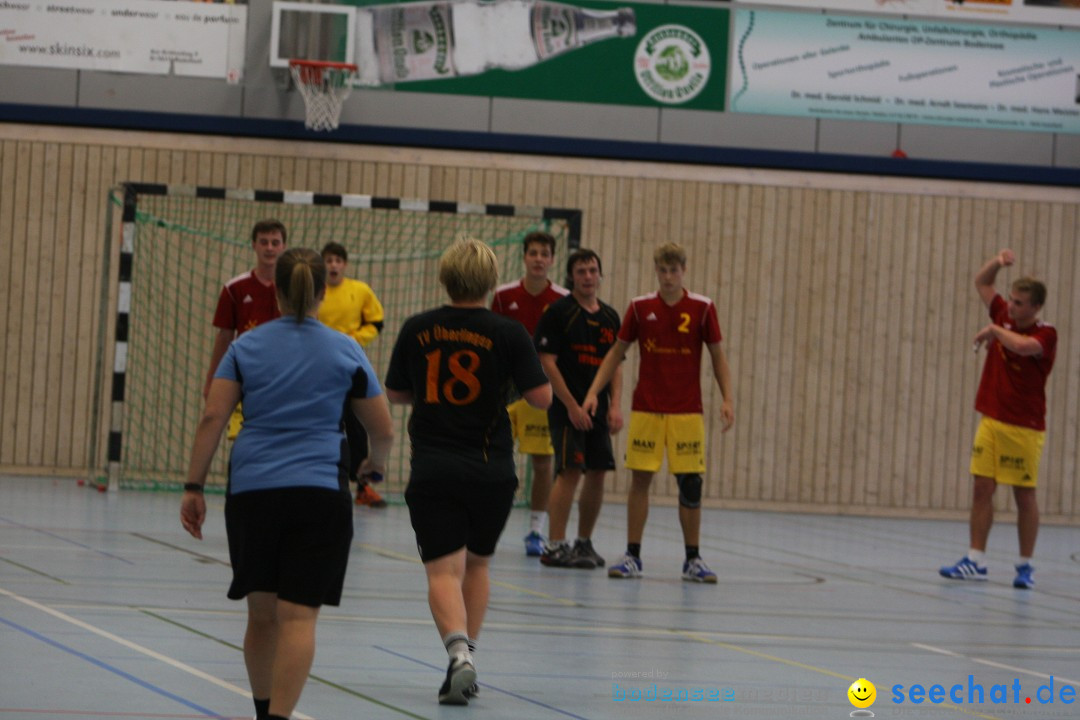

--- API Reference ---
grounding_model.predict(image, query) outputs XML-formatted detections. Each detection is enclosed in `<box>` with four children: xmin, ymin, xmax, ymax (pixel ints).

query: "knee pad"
<box><xmin>675</xmin><ymin>473</ymin><xmax>703</xmax><ymax>509</ymax></box>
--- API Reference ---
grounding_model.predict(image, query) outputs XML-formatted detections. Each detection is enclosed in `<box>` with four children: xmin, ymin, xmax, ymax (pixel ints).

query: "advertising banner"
<box><xmin>730</xmin><ymin>9</ymin><xmax>1080</xmax><ymax>134</ymax></box>
<box><xmin>337</xmin><ymin>0</ymin><xmax>730</xmax><ymax>109</ymax></box>
<box><xmin>0</xmin><ymin>0</ymin><xmax>247</xmax><ymax>81</ymax></box>
<box><xmin>735</xmin><ymin>0</ymin><xmax>1080</xmax><ymax>30</ymax></box>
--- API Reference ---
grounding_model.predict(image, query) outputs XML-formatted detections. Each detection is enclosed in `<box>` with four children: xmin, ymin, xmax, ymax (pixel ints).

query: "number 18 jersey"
<box><xmin>385</xmin><ymin>306</ymin><xmax>548</xmax><ymax>470</ymax></box>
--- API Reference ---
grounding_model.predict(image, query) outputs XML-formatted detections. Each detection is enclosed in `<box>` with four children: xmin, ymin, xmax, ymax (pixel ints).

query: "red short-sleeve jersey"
<box><xmin>618</xmin><ymin>290</ymin><xmax>722</xmax><ymax>413</ymax></box>
<box><xmin>212</xmin><ymin>271</ymin><xmax>280</xmax><ymax>335</ymax></box>
<box><xmin>491</xmin><ymin>279</ymin><xmax>569</xmax><ymax>336</ymax></box>
<box><xmin>974</xmin><ymin>294</ymin><xmax>1056</xmax><ymax>431</ymax></box>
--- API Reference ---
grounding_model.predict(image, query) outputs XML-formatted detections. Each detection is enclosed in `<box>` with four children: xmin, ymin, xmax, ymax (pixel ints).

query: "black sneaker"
<box><xmin>573</xmin><ymin>538</ymin><xmax>605</xmax><ymax>568</ymax></box>
<box><xmin>541</xmin><ymin>542</ymin><xmax>595</xmax><ymax>569</ymax></box>
<box><xmin>438</xmin><ymin>654</ymin><xmax>477</xmax><ymax>705</ymax></box>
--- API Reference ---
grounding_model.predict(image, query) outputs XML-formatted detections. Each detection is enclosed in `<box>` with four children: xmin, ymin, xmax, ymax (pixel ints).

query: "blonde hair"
<box><xmin>439</xmin><ymin>234</ymin><xmax>499</xmax><ymax>302</ymax></box>
<box><xmin>275</xmin><ymin>248</ymin><xmax>326</xmax><ymax>323</ymax></box>
<box><xmin>653</xmin><ymin>242</ymin><xmax>687</xmax><ymax>268</ymax></box>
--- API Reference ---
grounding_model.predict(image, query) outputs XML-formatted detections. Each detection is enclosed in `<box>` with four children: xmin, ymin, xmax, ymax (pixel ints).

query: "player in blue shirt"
<box><xmin>181</xmin><ymin>247</ymin><xmax>394</xmax><ymax>720</ymax></box>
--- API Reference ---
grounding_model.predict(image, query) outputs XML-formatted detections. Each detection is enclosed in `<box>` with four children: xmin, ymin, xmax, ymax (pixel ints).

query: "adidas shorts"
<box><xmin>970</xmin><ymin>416</ymin><xmax>1044</xmax><ymax>488</ymax></box>
<box><xmin>624</xmin><ymin>411</ymin><xmax>706</xmax><ymax>474</ymax></box>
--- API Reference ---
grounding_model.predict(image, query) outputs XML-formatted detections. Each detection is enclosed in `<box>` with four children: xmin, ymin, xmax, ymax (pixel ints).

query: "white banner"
<box><xmin>736</xmin><ymin>0</ymin><xmax>1080</xmax><ymax>30</ymax></box>
<box><xmin>0</xmin><ymin>0</ymin><xmax>247</xmax><ymax>81</ymax></box>
<box><xmin>730</xmin><ymin>9</ymin><xmax>1080</xmax><ymax>134</ymax></box>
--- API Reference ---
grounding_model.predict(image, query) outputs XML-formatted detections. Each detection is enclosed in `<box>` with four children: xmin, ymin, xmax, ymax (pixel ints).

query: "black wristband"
<box><xmin>183</xmin><ymin>483</ymin><xmax>204</xmax><ymax>493</ymax></box>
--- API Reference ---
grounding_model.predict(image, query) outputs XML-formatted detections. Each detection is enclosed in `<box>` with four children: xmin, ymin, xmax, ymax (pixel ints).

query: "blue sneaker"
<box><xmin>939</xmin><ymin>556</ymin><xmax>988</xmax><ymax>581</ymax></box>
<box><xmin>1013</xmin><ymin>563</ymin><xmax>1035</xmax><ymax>589</ymax></box>
<box><xmin>524</xmin><ymin>531</ymin><xmax>545</xmax><ymax>557</ymax></box>
<box><xmin>608</xmin><ymin>553</ymin><xmax>643</xmax><ymax>579</ymax></box>
<box><xmin>682</xmin><ymin>557</ymin><xmax>718</xmax><ymax>584</ymax></box>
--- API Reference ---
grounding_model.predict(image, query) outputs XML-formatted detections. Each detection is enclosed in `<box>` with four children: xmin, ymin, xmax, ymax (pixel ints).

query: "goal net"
<box><xmin>102</xmin><ymin>184</ymin><xmax>581</xmax><ymax>502</ymax></box>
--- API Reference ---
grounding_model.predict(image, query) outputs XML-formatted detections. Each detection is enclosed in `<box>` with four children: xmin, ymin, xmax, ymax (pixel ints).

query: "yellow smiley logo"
<box><xmin>848</xmin><ymin>678</ymin><xmax>876</xmax><ymax>709</ymax></box>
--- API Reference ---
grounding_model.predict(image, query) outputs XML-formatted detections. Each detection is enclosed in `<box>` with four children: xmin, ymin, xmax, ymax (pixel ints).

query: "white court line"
<box><xmin>0</xmin><ymin>585</ymin><xmax>315</xmax><ymax>720</ymax></box>
<box><xmin>913</xmin><ymin>643</ymin><xmax>1080</xmax><ymax>686</ymax></box>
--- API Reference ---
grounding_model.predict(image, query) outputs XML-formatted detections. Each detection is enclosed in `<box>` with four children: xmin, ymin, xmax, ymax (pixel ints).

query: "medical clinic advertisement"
<box><xmin>729</xmin><ymin>9</ymin><xmax>1080</xmax><ymax>134</ymax></box>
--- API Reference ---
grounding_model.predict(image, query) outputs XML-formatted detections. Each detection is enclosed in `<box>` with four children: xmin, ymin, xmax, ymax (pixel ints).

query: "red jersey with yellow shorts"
<box><xmin>619</xmin><ymin>290</ymin><xmax>723</xmax><ymax>473</ymax></box>
<box><xmin>492</xmin><ymin>279</ymin><xmax>568</xmax><ymax>455</ymax></box>
<box><xmin>213</xmin><ymin>271</ymin><xmax>280</xmax><ymax>439</ymax></box>
<box><xmin>970</xmin><ymin>294</ymin><xmax>1056</xmax><ymax>487</ymax></box>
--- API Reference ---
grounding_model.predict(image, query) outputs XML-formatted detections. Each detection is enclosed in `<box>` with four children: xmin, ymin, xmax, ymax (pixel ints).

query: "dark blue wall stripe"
<box><xmin>3</xmin><ymin>103</ymin><xmax>1078</xmax><ymax>187</ymax></box>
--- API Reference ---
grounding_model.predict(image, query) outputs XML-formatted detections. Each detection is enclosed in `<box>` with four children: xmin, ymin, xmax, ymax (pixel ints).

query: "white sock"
<box><xmin>1017</xmin><ymin>556</ymin><xmax>1032</xmax><ymax>567</ymax></box>
<box><xmin>967</xmin><ymin>549</ymin><xmax>986</xmax><ymax>566</ymax></box>
<box><xmin>443</xmin><ymin>632</ymin><xmax>470</xmax><ymax>661</ymax></box>
<box><xmin>530</xmin><ymin>511</ymin><xmax>548</xmax><ymax>534</ymax></box>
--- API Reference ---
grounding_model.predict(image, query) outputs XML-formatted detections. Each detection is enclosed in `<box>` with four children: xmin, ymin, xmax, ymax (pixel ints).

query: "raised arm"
<box><xmin>974</xmin><ymin>249</ymin><xmax>1014</xmax><ymax>308</ymax></box>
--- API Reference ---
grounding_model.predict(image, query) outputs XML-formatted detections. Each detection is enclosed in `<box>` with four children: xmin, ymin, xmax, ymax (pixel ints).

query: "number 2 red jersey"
<box><xmin>491</xmin><ymin>279</ymin><xmax>569</xmax><ymax>335</ymax></box>
<box><xmin>618</xmin><ymin>290</ymin><xmax>723</xmax><ymax>414</ymax></box>
<box><xmin>974</xmin><ymin>294</ymin><xmax>1056</xmax><ymax>431</ymax></box>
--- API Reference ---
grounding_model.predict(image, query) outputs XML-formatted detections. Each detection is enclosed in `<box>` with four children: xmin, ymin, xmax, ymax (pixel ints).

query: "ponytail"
<box><xmin>275</xmin><ymin>248</ymin><xmax>326</xmax><ymax>322</ymax></box>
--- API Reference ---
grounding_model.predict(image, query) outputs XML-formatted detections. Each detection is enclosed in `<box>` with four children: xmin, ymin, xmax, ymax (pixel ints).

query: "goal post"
<box><xmin>101</xmin><ymin>182</ymin><xmax>582</xmax><ymax>500</ymax></box>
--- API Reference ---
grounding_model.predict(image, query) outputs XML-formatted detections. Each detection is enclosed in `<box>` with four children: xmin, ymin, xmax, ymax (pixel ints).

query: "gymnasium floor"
<box><xmin>1</xmin><ymin>474</ymin><xmax>1077</xmax><ymax>720</ymax></box>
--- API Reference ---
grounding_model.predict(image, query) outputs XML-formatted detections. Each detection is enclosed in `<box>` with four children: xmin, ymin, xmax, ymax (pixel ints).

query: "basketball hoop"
<box><xmin>289</xmin><ymin>60</ymin><xmax>358</xmax><ymax>132</ymax></box>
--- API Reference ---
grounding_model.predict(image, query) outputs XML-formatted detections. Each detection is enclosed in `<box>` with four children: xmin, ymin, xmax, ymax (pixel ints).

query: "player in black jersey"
<box><xmin>534</xmin><ymin>249</ymin><xmax>622</xmax><ymax>570</ymax></box>
<box><xmin>385</xmin><ymin>236</ymin><xmax>551</xmax><ymax>705</ymax></box>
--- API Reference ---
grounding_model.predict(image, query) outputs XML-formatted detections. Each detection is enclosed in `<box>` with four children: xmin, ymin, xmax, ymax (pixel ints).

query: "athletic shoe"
<box><xmin>464</xmin><ymin>682</ymin><xmax>480</xmax><ymax>699</ymax></box>
<box><xmin>438</xmin><ymin>654</ymin><xmax>477</xmax><ymax>706</ymax></box>
<box><xmin>1013</xmin><ymin>563</ymin><xmax>1035</xmax><ymax>589</ymax></box>
<box><xmin>608</xmin><ymin>553</ymin><xmax>643</xmax><ymax>579</ymax></box>
<box><xmin>355</xmin><ymin>484</ymin><xmax>387</xmax><ymax>508</ymax></box>
<box><xmin>573</xmin><ymin>538</ymin><xmax>605</xmax><ymax>567</ymax></box>
<box><xmin>682</xmin><ymin>557</ymin><xmax>718</xmax><ymax>584</ymax></box>
<box><xmin>524</xmin><ymin>531</ymin><xmax>546</xmax><ymax>557</ymax></box>
<box><xmin>541</xmin><ymin>542</ymin><xmax>595</xmax><ymax>569</ymax></box>
<box><xmin>939</xmin><ymin>556</ymin><xmax>988</xmax><ymax>581</ymax></box>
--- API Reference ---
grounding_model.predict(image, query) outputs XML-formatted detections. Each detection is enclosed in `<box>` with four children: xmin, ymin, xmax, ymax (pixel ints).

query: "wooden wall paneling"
<box><xmin>1058</xmin><ymin>205</ymin><xmax>1078</xmax><ymax>516</ymax></box>
<box><xmin>710</xmin><ymin>184</ymin><xmax>735</xmax><ymax>499</ymax></box>
<box><xmin>874</xmin><ymin>193</ymin><xmax>902</xmax><ymax>508</ymax></box>
<box><xmin>783</xmin><ymin>188</ymin><xmax>810</xmax><ymax>503</ymax></box>
<box><xmin>834</xmin><ymin>190</ymin><xmax>859</xmax><ymax>508</ymax></box>
<box><xmin>801</xmin><ymin>188</ymin><xmax>826</xmax><ymax>504</ymax></box>
<box><xmin>760</xmin><ymin>186</ymin><xmax>789</xmax><ymax>503</ymax></box>
<box><xmin>17</xmin><ymin>143</ymin><xmax>45</xmax><ymax>466</ymax></box>
<box><xmin>694</xmin><ymin>182</ymin><xmax>721</xmax><ymax>500</ymax></box>
<box><xmin>56</xmin><ymin>145</ymin><xmax>87</xmax><ymax>467</ymax></box>
<box><xmin>732</xmin><ymin>184</ymin><xmax>759</xmax><ymax>502</ymax></box>
<box><xmin>2</xmin><ymin>142</ymin><xmax>31</xmax><ymax>465</ymax></box>
<box><xmin>0</xmin><ymin>141</ymin><xmax>15</xmax><ymax>463</ymax></box>
<box><xmin>902</xmin><ymin>195</ymin><xmax>929</xmax><ymax>510</ymax></box>
<box><xmin>43</xmin><ymin>143</ymin><xmax>70</xmax><ymax>466</ymax></box>
<box><xmin>914</xmin><ymin>195</ymin><xmax>942</xmax><ymax>509</ymax></box>
<box><xmin>929</xmin><ymin>197</ymin><xmax>957</xmax><ymax>511</ymax></box>
<box><xmin>849</xmin><ymin>192</ymin><xmax>874</xmax><ymax>508</ymax></box>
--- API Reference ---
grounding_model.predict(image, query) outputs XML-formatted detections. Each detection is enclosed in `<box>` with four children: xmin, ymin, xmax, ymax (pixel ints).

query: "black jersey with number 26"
<box><xmin>386</xmin><ymin>306</ymin><xmax>548</xmax><ymax>470</ymax></box>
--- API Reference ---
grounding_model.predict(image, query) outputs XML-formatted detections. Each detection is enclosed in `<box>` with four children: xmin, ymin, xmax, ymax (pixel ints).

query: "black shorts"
<box><xmin>405</xmin><ymin>454</ymin><xmax>517</xmax><ymax>562</ymax></box>
<box><xmin>224</xmin><ymin>485</ymin><xmax>353</xmax><ymax>607</ymax></box>
<box><xmin>549</xmin><ymin>413</ymin><xmax>615</xmax><ymax>473</ymax></box>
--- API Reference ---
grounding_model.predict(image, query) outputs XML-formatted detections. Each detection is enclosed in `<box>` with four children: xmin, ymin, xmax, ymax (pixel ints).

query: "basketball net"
<box><xmin>289</xmin><ymin>60</ymin><xmax>357</xmax><ymax>132</ymax></box>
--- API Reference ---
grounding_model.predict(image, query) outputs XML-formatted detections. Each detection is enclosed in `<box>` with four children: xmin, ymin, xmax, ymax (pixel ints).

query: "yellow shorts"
<box><xmin>507</xmin><ymin>398</ymin><xmax>553</xmax><ymax>456</ymax></box>
<box><xmin>970</xmin><ymin>416</ymin><xmax>1044</xmax><ymax>488</ymax></box>
<box><xmin>625</xmin><ymin>411</ymin><xmax>706</xmax><ymax>474</ymax></box>
<box><xmin>227</xmin><ymin>404</ymin><xmax>244</xmax><ymax>441</ymax></box>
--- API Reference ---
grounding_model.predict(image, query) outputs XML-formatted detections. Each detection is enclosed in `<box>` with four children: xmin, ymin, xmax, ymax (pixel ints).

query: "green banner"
<box><xmin>341</xmin><ymin>0</ymin><xmax>729</xmax><ymax>109</ymax></box>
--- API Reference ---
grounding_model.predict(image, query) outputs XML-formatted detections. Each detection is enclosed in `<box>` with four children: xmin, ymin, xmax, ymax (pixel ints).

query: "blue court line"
<box><xmin>0</xmin><ymin>614</ymin><xmax>226</xmax><ymax>719</ymax></box>
<box><xmin>0</xmin><ymin>515</ymin><xmax>135</xmax><ymax>565</ymax></box>
<box><xmin>374</xmin><ymin>645</ymin><xmax>590</xmax><ymax>720</ymax></box>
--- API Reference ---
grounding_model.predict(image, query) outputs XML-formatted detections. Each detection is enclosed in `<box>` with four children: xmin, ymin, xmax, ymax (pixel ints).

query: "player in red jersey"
<box><xmin>203</xmin><ymin>220</ymin><xmax>287</xmax><ymax>437</ymax></box>
<box><xmin>583</xmin><ymin>243</ymin><xmax>734</xmax><ymax>583</ymax></box>
<box><xmin>940</xmin><ymin>249</ymin><xmax>1056</xmax><ymax>590</ymax></box>
<box><xmin>491</xmin><ymin>231</ymin><xmax>569</xmax><ymax>556</ymax></box>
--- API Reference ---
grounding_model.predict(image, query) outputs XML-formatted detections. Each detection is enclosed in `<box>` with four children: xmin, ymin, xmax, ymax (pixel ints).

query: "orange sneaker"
<box><xmin>355</xmin><ymin>483</ymin><xmax>387</xmax><ymax>508</ymax></box>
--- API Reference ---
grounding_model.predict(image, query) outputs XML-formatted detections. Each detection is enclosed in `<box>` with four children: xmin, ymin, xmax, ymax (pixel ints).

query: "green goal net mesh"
<box><xmin>111</xmin><ymin>189</ymin><xmax>570</xmax><ymax>504</ymax></box>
